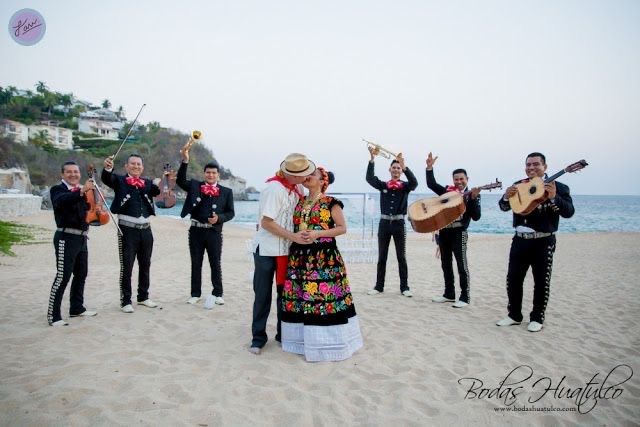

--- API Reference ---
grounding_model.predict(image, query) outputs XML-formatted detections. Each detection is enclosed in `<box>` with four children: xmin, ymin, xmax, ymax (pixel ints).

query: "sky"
<box><xmin>2</xmin><ymin>0</ymin><xmax>639</xmax><ymax>195</ymax></box>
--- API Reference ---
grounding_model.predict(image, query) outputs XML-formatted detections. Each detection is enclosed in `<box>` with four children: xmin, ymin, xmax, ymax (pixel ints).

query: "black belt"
<box><xmin>119</xmin><ymin>219</ymin><xmax>151</xmax><ymax>229</ymax></box>
<box><xmin>380</xmin><ymin>214</ymin><xmax>405</xmax><ymax>221</ymax></box>
<box><xmin>191</xmin><ymin>219</ymin><xmax>214</xmax><ymax>228</ymax></box>
<box><xmin>444</xmin><ymin>222</ymin><xmax>463</xmax><ymax>229</ymax></box>
<box><xmin>515</xmin><ymin>231</ymin><xmax>553</xmax><ymax>239</ymax></box>
<box><xmin>56</xmin><ymin>227</ymin><xmax>88</xmax><ymax>236</ymax></box>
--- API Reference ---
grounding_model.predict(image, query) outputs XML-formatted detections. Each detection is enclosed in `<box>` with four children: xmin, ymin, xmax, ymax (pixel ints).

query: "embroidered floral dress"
<box><xmin>281</xmin><ymin>196</ymin><xmax>363</xmax><ymax>362</ymax></box>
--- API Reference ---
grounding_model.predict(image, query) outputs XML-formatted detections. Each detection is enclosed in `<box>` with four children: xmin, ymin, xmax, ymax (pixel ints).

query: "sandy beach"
<box><xmin>0</xmin><ymin>212</ymin><xmax>638</xmax><ymax>426</ymax></box>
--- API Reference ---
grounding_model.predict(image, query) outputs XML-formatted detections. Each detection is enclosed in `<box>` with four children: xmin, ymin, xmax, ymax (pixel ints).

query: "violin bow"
<box><xmin>93</xmin><ymin>176</ymin><xmax>122</xmax><ymax>236</ymax></box>
<box><xmin>111</xmin><ymin>103</ymin><xmax>146</xmax><ymax>163</ymax></box>
<box><xmin>93</xmin><ymin>184</ymin><xmax>123</xmax><ymax>236</ymax></box>
<box><xmin>88</xmin><ymin>166</ymin><xmax>123</xmax><ymax>236</ymax></box>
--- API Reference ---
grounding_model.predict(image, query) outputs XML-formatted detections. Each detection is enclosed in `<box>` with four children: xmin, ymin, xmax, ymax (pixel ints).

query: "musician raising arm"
<box><xmin>177</xmin><ymin>140</ymin><xmax>235</xmax><ymax>308</ymax></box>
<box><xmin>496</xmin><ymin>152</ymin><xmax>574</xmax><ymax>332</ymax></box>
<box><xmin>47</xmin><ymin>161</ymin><xmax>98</xmax><ymax>326</ymax></box>
<box><xmin>366</xmin><ymin>146</ymin><xmax>418</xmax><ymax>297</ymax></box>
<box><xmin>102</xmin><ymin>154</ymin><xmax>161</xmax><ymax>314</ymax></box>
<box><xmin>425</xmin><ymin>152</ymin><xmax>481</xmax><ymax>308</ymax></box>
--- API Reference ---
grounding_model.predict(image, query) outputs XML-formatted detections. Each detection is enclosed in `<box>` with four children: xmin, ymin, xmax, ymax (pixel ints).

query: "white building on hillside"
<box><xmin>28</xmin><ymin>124</ymin><xmax>74</xmax><ymax>150</ymax></box>
<box><xmin>71</xmin><ymin>98</ymin><xmax>93</xmax><ymax>109</ymax></box>
<box><xmin>1</xmin><ymin>119</ymin><xmax>74</xmax><ymax>150</ymax></box>
<box><xmin>78</xmin><ymin>108</ymin><xmax>125</xmax><ymax>140</ymax></box>
<box><xmin>1</xmin><ymin>120</ymin><xmax>29</xmax><ymax>143</ymax></box>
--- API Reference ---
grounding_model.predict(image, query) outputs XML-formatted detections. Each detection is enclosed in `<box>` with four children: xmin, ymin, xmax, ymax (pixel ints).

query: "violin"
<box><xmin>154</xmin><ymin>163</ymin><xmax>177</xmax><ymax>209</ymax></box>
<box><xmin>85</xmin><ymin>164</ymin><xmax>110</xmax><ymax>226</ymax></box>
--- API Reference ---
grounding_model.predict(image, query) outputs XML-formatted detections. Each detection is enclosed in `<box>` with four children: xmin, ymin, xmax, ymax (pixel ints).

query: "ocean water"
<box><xmin>155</xmin><ymin>194</ymin><xmax>640</xmax><ymax>234</ymax></box>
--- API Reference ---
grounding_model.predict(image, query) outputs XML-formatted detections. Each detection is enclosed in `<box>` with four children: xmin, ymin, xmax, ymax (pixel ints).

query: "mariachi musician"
<box><xmin>365</xmin><ymin>143</ymin><xmax>418</xmax><ymax>297</ymax></box>
<box><xmin>102</xmin><ymin>154</ymin><xmax>161</xmax><ymax>313</ymax></box>
<box><xmin>496</xmin><ymin>152</ymin><xmax>574</xmax><ymax>333</ymax></box>
<box><xmin>47</xmin><ymin>161</ymin><xmax>98</xmax><ymax>326</ymax></box>
<box><xmin>425</xmin><ymin>152</ymin><xmax>481</xmax><ymax>309</ymax></box>
<box><xmin>177</xmin><ymin>137</ymin><xmax>235</xmax><ymax>308</ymax></box>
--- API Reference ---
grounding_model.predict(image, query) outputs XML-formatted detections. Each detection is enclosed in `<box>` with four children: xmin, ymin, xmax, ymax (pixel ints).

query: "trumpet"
<box><xmin>363</xmin><ymin>138</ymin><xmax>399</xmax><ymax>159</ymax></box>
<box><xmin>184</xmin><ymin>130</ymin><xmax>202</xmax><ymax>151</ymax></box>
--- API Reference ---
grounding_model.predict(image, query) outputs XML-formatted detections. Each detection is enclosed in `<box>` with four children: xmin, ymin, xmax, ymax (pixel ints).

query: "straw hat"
<box><xmin>279</xmin><ymin>153</ymin><xmax>316</xmax><ymax>176</ymax></box>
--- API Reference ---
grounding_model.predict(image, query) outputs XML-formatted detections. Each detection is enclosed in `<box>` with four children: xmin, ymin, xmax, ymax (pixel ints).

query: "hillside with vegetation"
<box><xmin>0</xmin><ymin>82</ymin><xmax>240</xmax><ymax>189</ymax></box>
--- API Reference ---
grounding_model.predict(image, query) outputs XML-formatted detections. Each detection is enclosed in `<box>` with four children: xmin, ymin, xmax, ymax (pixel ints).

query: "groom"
<box><xmin>249</xmin><ymin>153</ymin><xmax>316</xmax><ymax>355</ymax></box>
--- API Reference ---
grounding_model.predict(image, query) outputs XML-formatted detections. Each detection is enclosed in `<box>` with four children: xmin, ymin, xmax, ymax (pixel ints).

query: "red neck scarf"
<box><xmin>200</xmin><ymin>183</ymin><xmax>219</xmax><ymax>197</ymax></box>
<box><xmin>126</xmin><ymin>176</ymin><xmax>145</xmax><ymax>189</ymax></box>
<box><xmin>266</xmin><ymin>175</ymin><xmax>303</xmax><ymax>199</ymax></box>
<box><xmin>62</xmin><ymin>180</ymin><xmax>80</xmax><ymax>192</ymax></box>
<box><xmin>446</xmin><ymin>185</ymin><xmax>463</xmax><ymax>193</ymax></box>
<box><xmin>387</xmin><ymin>180</ymin><xmax>403</xmax><ymax>190</ymax></box>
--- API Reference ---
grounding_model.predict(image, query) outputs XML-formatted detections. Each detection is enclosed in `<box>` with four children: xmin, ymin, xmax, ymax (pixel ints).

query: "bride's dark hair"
<box><xmin>317</xmin><ymin>167</ymin><xmax>335</xmax><ymax>193</ymax></box>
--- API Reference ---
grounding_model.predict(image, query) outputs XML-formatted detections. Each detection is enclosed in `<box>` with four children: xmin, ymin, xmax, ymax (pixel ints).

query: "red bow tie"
<box><xmin>266</xmin><ymin>175</ymin><xmax>303</xmax><ymax>199</ymax></box>
<box><xmin>200</xmin><ymin>184</ymin><xmax>219</xmax><ymax>197</ymax></box>
<box><xmin>126</xmin><ymin>176</ymin><xmax>145</xmax><ymax>189</ymax></box>
<box><xmin>70</xmin><ymin>186</ymin><xmax>81</xmax><ymax>193</ymax></box>
<box><xmin>446</xmin><ymin>185</ymin><xmax>463</xmax><ymax>193</ymax></box>
<box><xmin>387</xmin><ymin>180</ymin><xmax>403</xmax><ymax>190</ymax></box>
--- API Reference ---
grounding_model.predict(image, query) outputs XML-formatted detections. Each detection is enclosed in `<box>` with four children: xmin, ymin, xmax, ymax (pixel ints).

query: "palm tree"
<box><xmin>35</xmin><ymin>81</ymin><xmax>48</xmax><ymax>94</ymax></box>
<box><xmin>59</xmin><ymin>93</ymin><xmax>73</xmax><ymax>115</ymax></box>
<box><xmin>43</xmin><ymin>91</ymin><xmax>58</xmax><ymax>116</ymax></box>
<box><xmin>9</xmin><ymin>94</ymin><xmax>27</xmax><ymax>108</ymax></box>
<box><xmin>0</xmin><ymin>86</ymin><xmax>18</xmax><ymax>106</ymax></box>
<box><xmin>0</xmin><ymin>87</ymin><xmax>11</xmax><ymax>106</ymax></box>
<box><xmin>147</xmin><ymin>121</ymin><xmax>161</xmax><ymax>132</ymax></box>
<box><xmin>101</xmin><ymin>99</ymin><xmax>111</xmax><ymax>109</ymax></box>
<box><xmin>30</xmin><ymin>129</ymin><xmax>52</xmax><ymax>148</ymax></box>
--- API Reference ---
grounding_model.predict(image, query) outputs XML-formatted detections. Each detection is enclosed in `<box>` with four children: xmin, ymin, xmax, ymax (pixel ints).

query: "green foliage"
<box><xmin>1</xmin><ymin>127</ymin><xmax>232</xmax><ymax>188</ymax></box>
<box><xmin>1</xmin><ymin>83</ymin><xmax>74</xmax><ymax>123</ymax></box>
<box><xmin>35</xmin><ymin>81</ymin><xmax>48</xmax><ymax>94</ymax></box>
<box><xmin>105</xmin><ymin>128</ymin><xmax>234</xmax><ymax>181</ymax></box>
<box><xmin>0</xmin><ymin>221</ymin><xmax>34</xmax><ymax>256</ymax></box>
<box><xmin>30</xmin><ymin>129</ymin><xmax>51</xmax><ymax>145</ymax></box>
<box><xmin>1</xmin><ymin>83</ymin><xmax>239</xmax><ymax>188</ymax></box>
<box><xmin>58</xmin><ymin>117</ymin><xmax>78</xmax><ymax>130</ymax></box>
<box><xmin>1</xmin><ymin>137</ymin><xmax>91</xmax><ymax>185</ymax></box>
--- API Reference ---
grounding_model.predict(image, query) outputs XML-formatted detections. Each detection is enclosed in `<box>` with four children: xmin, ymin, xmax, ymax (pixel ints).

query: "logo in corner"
<box><xmin>9</xmin><ymin>8</ymin><xmax>46</xmax><ymax>46</ymax></box>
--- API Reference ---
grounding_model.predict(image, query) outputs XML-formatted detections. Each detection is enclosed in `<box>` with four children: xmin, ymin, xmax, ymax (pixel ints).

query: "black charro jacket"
<box><xmin>176</xmin><ymin>162</ymin><xmax>235</xmax><ymax>228</ymax></box>
<box><xmin>425</xmin><ymin>169</ymin><xmax>481</xmax><ymax>230</ymax></box>
<box><xmin>366</xmin><ymin>162</ymin><xmax>418</xmax><ymax>216</ymax></box>
<box><xmin>100</xmin><ymin>169</ymin><xmax>160</xmax><ymax>217</ymax></box>
<box><xmin>50</xmin><ymin>182</ymin><xmax>90</xmax><ymax>231</ymax></box>
<box><xmin>498</xmin><ymin>178</ymin><xmax>574</xmax><ymax>233</ymax></box>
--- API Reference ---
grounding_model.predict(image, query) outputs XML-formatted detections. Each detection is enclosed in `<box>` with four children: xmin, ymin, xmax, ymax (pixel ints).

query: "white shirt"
<box><xmin>61</xmin><ymin>179</ymin><xmax>80</xmax><ymax>191</ymax></box>
<box><xmin>104</xmin><ymin>169</ymin><xmax>150</xmax><ymax>224</ymax></box>
<box><xmin>251</xmin><ymin>180</ymin><xmax>303</xmax><ymax>256</ymax></box>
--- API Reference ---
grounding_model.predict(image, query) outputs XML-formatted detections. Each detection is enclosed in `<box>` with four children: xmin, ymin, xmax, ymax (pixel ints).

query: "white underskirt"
<box><xmin>281</xmin><ymin>316</ymin><xmax>363</xmax><ymax>362</ymax></box>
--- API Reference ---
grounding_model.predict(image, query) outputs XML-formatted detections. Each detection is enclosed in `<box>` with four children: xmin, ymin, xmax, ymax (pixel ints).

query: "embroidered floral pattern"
<box><xmin>293</xmin><ymin>195</ymin><xmax>335</xmax><ymax>235</ymax></box>
<box><xmin>283</xmin><ymin>197</ymin><xmax>355</xmax><ymax>318</ymax></box>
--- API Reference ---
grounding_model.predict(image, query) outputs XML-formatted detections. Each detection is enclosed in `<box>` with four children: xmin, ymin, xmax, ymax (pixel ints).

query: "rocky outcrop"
<box><xmin>219</xmin><ymin>176</ymin><xmax>247</xmax><ymax>200</ymax></box>
<box><xmin>0</xmin><ymin>168</ymin><xmax>33</xmax><ymax>194</ymax></box>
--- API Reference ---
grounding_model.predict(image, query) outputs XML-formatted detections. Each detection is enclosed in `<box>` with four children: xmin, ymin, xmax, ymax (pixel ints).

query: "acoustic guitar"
<box><xmin>508</xmin><ymin>160</ymin><xmax>588</xmax><ymax>215</ymax></box>
<box><xmin>409</xmin><ymin>179</ymin><xmax>502</xmax><ymax>233</ymax></box>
